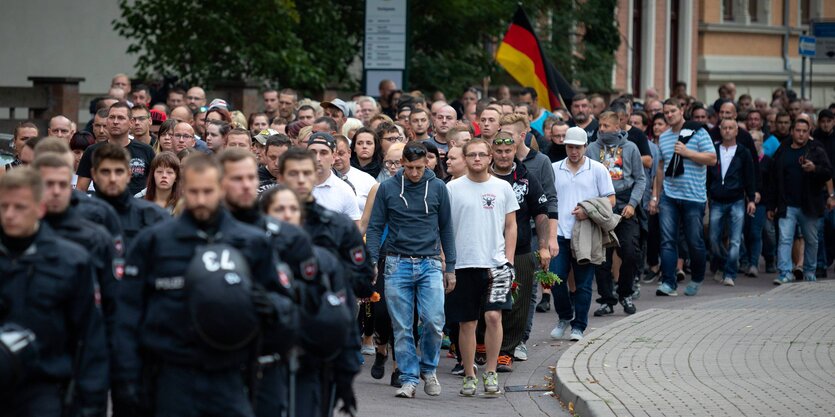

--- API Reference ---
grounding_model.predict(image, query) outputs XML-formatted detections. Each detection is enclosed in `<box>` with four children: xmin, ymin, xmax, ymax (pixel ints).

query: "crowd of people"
<box><xmin>1</xmin><ymin>72</ymin><xmax>834</xmax><ymax>416</ymax></box>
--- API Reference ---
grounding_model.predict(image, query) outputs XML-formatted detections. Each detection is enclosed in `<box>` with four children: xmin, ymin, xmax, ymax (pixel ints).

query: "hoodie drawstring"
<box><xmin>399</xmin><ymin>174</ymin><xmax>430</xmax><ymax>214</ymax></box>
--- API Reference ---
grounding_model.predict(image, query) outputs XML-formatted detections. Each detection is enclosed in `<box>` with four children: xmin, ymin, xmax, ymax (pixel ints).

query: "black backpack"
<box><xmin>185</xmin><ymin>244</ymin><xmax>260</xmax><ymax>351</ymax></box>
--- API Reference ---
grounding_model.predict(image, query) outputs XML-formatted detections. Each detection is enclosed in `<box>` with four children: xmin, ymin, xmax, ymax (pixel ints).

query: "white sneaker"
<box><xmin>723</xmin><ymin>277</ymin><xmax>735</xmax><ymax>287</ymax></box>
<box><xmin>395</xmin><ymin>382</ymin><xmax>417</xmax><ymax>398</ymax></box>
<box><xmin>421</xmin><ymin>372</ymin><xmax>442</xmax><ymax>396</ymax></box>
<box><xmin>569</xmin><ymin>328</ymin><xmax>584</xmax><ymax>341</ymax></box>
<box><xmin>514</xmin><ymin>342</ymin><xmax>528</xmax><ymax>361</ymax></box>
<box><xmin>713</xmin><ymin>270</ymin><xmax>724</xmax><ymax>283</ymax></box>
<box><xmin>550</xmin><ymin>320</ymin><xmax>571</xmax><ymax>339</ymax></box>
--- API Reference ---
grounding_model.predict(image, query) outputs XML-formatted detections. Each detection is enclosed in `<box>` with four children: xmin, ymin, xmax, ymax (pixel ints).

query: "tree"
<box><xmin>113</xmin><ymin>0</ymin><xmax>363</xmax><ymax>93</ymax></box>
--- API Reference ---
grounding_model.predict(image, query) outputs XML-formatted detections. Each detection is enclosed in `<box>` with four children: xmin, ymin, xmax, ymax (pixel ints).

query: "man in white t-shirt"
<box><xmin>549</xmin><ymin>127</ymin><xmax>615</xmax><ymax>342</ymax></box>
<box><xmin>332</xmin><ymin>135</ymin><xmax>377</xmax><ymax>212</ymax></box>
<box><xmin>447</xmin><ymin>138</ymin><xmax>518</xmax><ymax>397</ymax></box>
<box><xmin>306</xmin><ymin>132</ymin><xmax>362</xmax><ymax>223</ymax></box>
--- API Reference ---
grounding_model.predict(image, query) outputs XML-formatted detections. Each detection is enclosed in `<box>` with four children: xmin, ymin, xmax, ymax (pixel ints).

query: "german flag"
<box><xmin>496</xmin><ymin>6</ymin><xmax>575</xmax><ymax>111</ymax></box>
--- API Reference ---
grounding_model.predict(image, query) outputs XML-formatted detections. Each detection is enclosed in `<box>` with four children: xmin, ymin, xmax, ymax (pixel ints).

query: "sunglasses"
<box><xmin>493</xmin><ymin>138</ymin><xmax>514</xmax><ymax>146</ymax></box>
<box><xmin>403</xmin><ymin>146</ymin><xmax>427</xmax><ymax>160</ymax></box>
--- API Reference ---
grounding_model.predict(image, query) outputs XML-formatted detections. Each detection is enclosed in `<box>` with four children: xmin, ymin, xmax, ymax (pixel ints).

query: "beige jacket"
<box><xmin>571</xmin><ymin>197</ymin><xmax>621</xmax><ymax>265</ymax></box>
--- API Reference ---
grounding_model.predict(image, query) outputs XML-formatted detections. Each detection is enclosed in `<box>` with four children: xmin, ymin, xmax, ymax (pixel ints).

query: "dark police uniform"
<box><xmin>93</xmin><ymin>189</ymin><xmax>168</xmax><ymax>249</ymax></box>
<box><xmin>303</xmin><ymin>200</ymin><xmax>374</xmax><ymax>298</ymax></box>
<box><xmin>71</xmin><ymin>189</ymin><xmax>124</xmax><ymax>247</ymax></box>
<box><xmin>43</xmin><ymin>209</ymin><xmax>118</xmax><ymax>346</ymax></box>
<box><xmin>112</xmin><ymin>209</ymin><xmax>297</xmax><ymax>417</ymax></box>
<box><xmin>0</xmin><ymin>223</ymin><xmax>109</xmax><ymax>417</ymax></box>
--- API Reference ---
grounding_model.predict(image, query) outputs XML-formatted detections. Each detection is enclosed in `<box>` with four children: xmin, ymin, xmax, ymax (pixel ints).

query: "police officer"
<box><xmin>259</xmin><ymin>185</ymin><xmax>357</xmax><ymax>417</ymax></box>
<box><xmin>0</xmin><ymin>167</ymin><xmax>109</xmax><ymax>417</ymax></box>
<box><xmin>33</xmin><ymin>153</ymin><xmax>118</xmax><ymax>343</ymax></box>
<box><xmin>89</xmin><ymin>143</ymin><xmax>168</xmax><ymax>248</ymax></box>
<box><xmin>111</xmin><ymin>154</ymin><xmax>298</xmax><ymax>417</ymax></box>
<box><xmin>276</xmin><ymin>147</ymin><xmax>369</xmax><ymax>416</ymax></box>
<box><xmin>216</xmin><ymin>148</ymin><xmax>321</xmax><ymax>417</ymax></box>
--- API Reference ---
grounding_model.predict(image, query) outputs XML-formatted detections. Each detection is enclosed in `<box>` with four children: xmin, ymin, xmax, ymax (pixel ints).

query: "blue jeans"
<box><xmin>384</xmin><ymin>255</ymin><xmax>445</xmax><ymax>385</ymax></box>
<box><xmin>777</xmin><ymin>207</ymin><xmax>819</xmax><ymax>280</ymax></box>
<box><xmin>742</xmin><ymin>204</ymin><xmax>767</xmax><ymax>268</ymax></box>
<box><xmin>659</xmin><ymin>195</ymin><xmax>707</xmax><ymax>288</ymax></box>
<box><xmin>550</xmin><ymin>237</ymin><xmax>595</xmax><ymax>332</ymax></box>
<box><xmin>709</xmin><ymin>200</ymin><xmax>745</xmax><ymax>279</ymax></box>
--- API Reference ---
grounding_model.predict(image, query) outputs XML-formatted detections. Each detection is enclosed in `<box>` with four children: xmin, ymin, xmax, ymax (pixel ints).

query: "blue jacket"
<box><xmin>366</xmin><ymin>169</ymin><xmax>456</xmax><ymax>272</ymax></box>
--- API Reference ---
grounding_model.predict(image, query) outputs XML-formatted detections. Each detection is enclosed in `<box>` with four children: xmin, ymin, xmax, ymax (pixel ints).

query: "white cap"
<box><xmin>564</xmin><ymin>126</ymin><xmax>588</xmax><ymax>146</ymax></box>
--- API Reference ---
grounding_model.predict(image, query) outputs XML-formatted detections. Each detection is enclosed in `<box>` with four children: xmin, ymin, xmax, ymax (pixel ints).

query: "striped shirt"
<box><xmin>658</xmin><ymin>127</ymin><xmax>715</xmax><ymax>203</ymax></box>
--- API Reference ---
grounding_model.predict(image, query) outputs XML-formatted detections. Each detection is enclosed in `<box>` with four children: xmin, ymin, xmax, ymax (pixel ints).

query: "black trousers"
<box><xmin>595</xmin><ymin>216</ymin><xmax>641</xmax><ymax>305</ymax></box>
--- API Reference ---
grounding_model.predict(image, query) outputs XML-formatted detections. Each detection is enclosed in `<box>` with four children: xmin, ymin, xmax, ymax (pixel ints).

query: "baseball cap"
<box><xmin>253</xmin><ymin>129</ymin><xmax>279</xmax><ymax>146</ymax></box>
<box><xmin>307</xmin><ymin>132</ymin><xmax>336</xmax><ymax>150</ymax></box>
<box><xmin>321</xmin><ymin>99</ymin><xmax>349</xmax><ymax>117</ymax></box>
<box><xmin>208</xmin><ymin>98</ymin><xmax>229</xmax><ymax>110</ymax></box>
<box><xmin>564</xmin><ymin>127</ymin><xmax>588</xmax><ymax>146</ymax></box>
<box><xmin>150</xmin><ymin>109</ymin><xmax>167</xmax><ymax>125</ymax></box>
<box><xmin>818</xmin><ymin>109</ymin><xmax>834</xmax><ymax>120</ymax></box>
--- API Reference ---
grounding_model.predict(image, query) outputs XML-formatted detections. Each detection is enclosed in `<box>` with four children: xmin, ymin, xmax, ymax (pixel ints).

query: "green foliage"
<box><xmin>113</xmin><ymin>0</ymin><xmax>363</xmax><ymax>93</ymax></box>
<box><xmin>543</xmin><ymin>0</ymin><xmax>620</xmax><ymax>93</ymax></box>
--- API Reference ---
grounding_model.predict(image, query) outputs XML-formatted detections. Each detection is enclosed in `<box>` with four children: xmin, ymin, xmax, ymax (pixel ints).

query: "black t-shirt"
<box><xmin>781</xmin><ymin>145</ymin><xmax>806</xmax><ymax>208</ymax></box>
<box><xmin>547</xmin><ymin>143</ymin><xmax>567</xmax><ymax>163</ymax></box>
<box><xmin>627</xmin><ymin>126</ymin><xmax>651</xmax><ymax>157</ymax></box>
<box><xmin>495</xmin><ymin>164</ymin><xmax>548</xmax><ymax>254</ymax></box>
<box><xmin>569</xmin><ymin>117</ymin><xmax>599</xmax><ymax>142</ymax></box>
<box><xmin>257</xmin><ymin>165</ymin><xmax>277</xmax><ymax>195</ymax></box>
<box><xmin>76</xmin><ymin>140</ymin><xmax>156</xmax><ymax>196</ymax></box>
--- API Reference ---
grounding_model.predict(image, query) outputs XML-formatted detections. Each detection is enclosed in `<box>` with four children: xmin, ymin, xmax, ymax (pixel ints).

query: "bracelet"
<box><xmin>651</xmin><ymin>196</ymin><xmax>658</xmax><ymax>201</ymax></box>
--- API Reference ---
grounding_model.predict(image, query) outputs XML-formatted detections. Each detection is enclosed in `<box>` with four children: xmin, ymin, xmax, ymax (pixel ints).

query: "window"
<box><xmin>801</xmin><ymin>0</ymin><xmax>811</xmax><ymax>25</ymax></box>
<box><xmin>723</xmin><ymin>0</ymin><xmax>735</xmax><ymax>21</ymax></box>
<box><xmin>749</xmin><ymin>0</ymin><xmax>759</xmax><ymax>22</ymax></box>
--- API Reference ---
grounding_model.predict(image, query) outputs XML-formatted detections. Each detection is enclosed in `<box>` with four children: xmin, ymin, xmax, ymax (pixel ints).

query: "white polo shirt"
<box><xmin>313</xmin><ymin>172</ymin><xmax>362</xmax><ymax>220</ymax></box>
<box><xmin>552</xmin><ymin>157</ymin><xmax>615</xmax><ymax>238</ymax></box>
<box><xmin>343</xmin><ymin>167</ymin><xmax>378</xmax><ymax>212</ymax></box>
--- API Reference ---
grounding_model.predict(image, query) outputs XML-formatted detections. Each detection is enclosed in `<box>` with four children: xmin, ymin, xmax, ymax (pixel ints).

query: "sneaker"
<box><xmin>642</xmin><ymin>268</ymin><xmax>660</xmax><ymax>283</ymax></box>
<box><xmin>619</xmin><ymin>296</ymin><xmax>636</xmax><ymax>314</ymax></box>
<box><xmin>684</xmin><ymin>281</ymin><xmax>702</xmax><ymax>296</ymax></box>
<box><xmin>395</xmin><ymin>382</ymin><xmax>416</xmax><ymax>398</ymax></box>
<box><xmin>441</xmin><ymin>335</ymin><xmax>451</xmax><ymax>350</ymax></box>
<box><xmin>632</xmin><ymin>280</ymin><xmax>641</xmax><ymax>299</ymax></box>
<box><xmin>460</xmin><ymin>376</ymin><xmax>478</xmax><ymax>396</ymax></box>
<box><xmin>765</xmin><ymin>261</ymin><xmax>777</xmax><ymax>273</ymax></box>
<box><xmin>816</xmin><ymin>268</ymin><xmax>827</xmax><ymax>279</ymax></box>
<box><xmin>723</xmin><ymin>277</ymin><xmax>735</xmax><ymax>287</ymax></box>
<box><xmin>713</xmin><ymin>270</ymin><xmax>724</xmax><ymax>283</ymax></box>
<box><xmin>361</xmin><ymin>344</ymin><xmax>375</xmax><ymax>356</ymax></box>
<box><xmin>805</xmin><ymin>275</ymin><xmax>818</xmax><ymax>282</ymax></box>
<box><xmin>371</xmin><ymin>352</ymin><xmax>387</xmax><ymax>379</ymax></box>
<box><xmin>593</xmin><ymin>303</ymin><xmax>614</xmax><ymax>317</ymax></box>
<box><xmin>569</xmin><ymin>328</ymin><xmax>584</xmax><ymax>341</ymax></box>
<box><xmin>421</xmin><ymin>372</ymin><xmax>441</xmax><ymax>396</ymax></box>
<box><xmin>475</xmin><ymin>344</ymin><xmax>487</xmax><ymax>365</ymax></box>
<box><xmin>451</xmin><ymin>363</ymin><xmax>476</xmax><ymax>376</ymax></box>
<box><xmin>496</xmin><ymin>355</ymin><xmax>513</xmax><ymax>373</ymax></box>
<box><xmin>655</xmin><ymin>282</ymin><xmax>678</xmax><ymax>296</ymax></box>
<box><xmin>550</xmin><ymin>320</ymin><xmax>571</xmax><ymax>339</ymax></box>
<box><xmin>535</xmin><ymin>294</ymin><xmax>551</xmax><ymax>312</ymax></box>
<box><xmin>513</xmin><ymin>342</ymin><xmax>528</xmax><ymax>361</ymax></box>
<box><xmin>390</xmin><ymin>368</ymin><xmax>402</xmax><ymax>388</ymax></box>
<box><xmin>746</xmin><ymin>266</ymin><xmax>758</xmax><ymax>278</ymax></box>
<box><xmin>676</xmin><ymin>269</ymin><xmax>686</xmax><ymax>282</ymax></box>
<box><xmin>773</xmin><ymin>275</ymin><xmax>793</xmax><ymax>285</ymax></box>
<box><xmin>482</xmin><ymin>371</ymin><xmax>499</xmax><ymax>394</ymax></box>
<box><xmin>792</xmin><ymin>267</ymin><xmax>803</xmax><ymax>281</ymax></box>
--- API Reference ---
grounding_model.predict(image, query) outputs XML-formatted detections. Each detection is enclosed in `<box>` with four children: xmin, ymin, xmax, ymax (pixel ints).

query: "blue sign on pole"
<box><xmin>812</xmin><ymin>21</ymin><xmax>835</xmax><ymax>61</ymax></box>
<box><xmin>800</xmin><ymin>36</ymin><xmax>816</xmax><ymax>57</ymax></box>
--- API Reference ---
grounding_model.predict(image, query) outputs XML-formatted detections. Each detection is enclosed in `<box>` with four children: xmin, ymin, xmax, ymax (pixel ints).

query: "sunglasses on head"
<box><xmin>493</xmin><ymin>137</ymin><xmax>514</xmax><ymax>146</ymax></box>
<box><xmin>403</xmin><ymin>146</ymin><xmax>427</xmax><ymax>160</ymax></box>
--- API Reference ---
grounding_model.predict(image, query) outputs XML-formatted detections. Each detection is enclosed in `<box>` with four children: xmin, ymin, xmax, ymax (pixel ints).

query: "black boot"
<box><xmin>535</xmin><ymin>293</ymin><xmax>551</xmax><ymax>312</ymax></box>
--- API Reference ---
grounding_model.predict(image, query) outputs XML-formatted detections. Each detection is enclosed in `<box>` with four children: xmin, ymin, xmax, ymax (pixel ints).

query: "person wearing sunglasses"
<box><xmin>488</xmin><ymin>131</ymin><xmax>549</xmax><ymax>373</ymax></box>
<box><xmin>365</xmin><ymin>141</ymin><xmax>456</xmax><ymax>399</ymax></box>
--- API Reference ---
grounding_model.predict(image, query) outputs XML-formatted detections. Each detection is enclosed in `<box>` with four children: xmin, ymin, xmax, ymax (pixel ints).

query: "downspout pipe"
<box><xmin>783</xmin><ymin>0</ymin><xmax>792</xmax><ymax>89</ymax></box>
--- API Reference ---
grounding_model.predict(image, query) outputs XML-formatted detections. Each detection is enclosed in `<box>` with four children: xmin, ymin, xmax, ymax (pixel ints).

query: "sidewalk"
<box><xmin>555</xmin><ymin>281</ymin><xmax>835</xmax><ymax>417</ymax></box>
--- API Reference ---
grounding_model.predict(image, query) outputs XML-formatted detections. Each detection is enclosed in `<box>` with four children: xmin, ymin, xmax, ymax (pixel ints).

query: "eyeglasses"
<box><xmin>173</xmin><ymin>134</ymin><xmax>193</xmax><ymax>140</ymax></box>
<box><xmin>383</xmin><ymin>135</ymin><xmax>404</xmax><ymax>143</ymax></box>
<box><xmin>465</xmin><ymin>152</ymin><xmax>489</xmax><ymax>159</ymax></box>
<box><xmin>492</xmin><ymin>138</ymin><xmax>514</xmax><ymax>145</ymax></box>
<box><xmin>385</xmin><ymin>160</ymin><xmax>402</xmax><ymax>168</ymax></box>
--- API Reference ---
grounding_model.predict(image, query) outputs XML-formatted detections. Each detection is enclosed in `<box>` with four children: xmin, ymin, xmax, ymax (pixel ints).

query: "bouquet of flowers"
<box><xmin>510</xmin><ymin>279</ymin><xmax>520</xmax><ymax>303</ymax></box>
<box><xmin>534</xmin><ymin>270</ymin><xmax>561</xmax><ymax>289</ymax></box>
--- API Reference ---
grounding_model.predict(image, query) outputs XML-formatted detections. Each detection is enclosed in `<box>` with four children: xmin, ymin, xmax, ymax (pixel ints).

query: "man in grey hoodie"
<box><xmin>366</xmin><ymin>141</ymin><xmax>457</xmax><ymax>399</ymax></box>
<box><xmin>586</xmin><ymin>111</ymin><xmax>646</xmax><ymax>316</ymax></box>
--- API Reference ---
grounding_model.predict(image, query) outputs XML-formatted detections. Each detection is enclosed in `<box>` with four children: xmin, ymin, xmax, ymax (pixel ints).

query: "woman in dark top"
<box><xmin>351</xmin><ymin>127</ymin><xmax>384</xmax><ymax>178</ymax></box>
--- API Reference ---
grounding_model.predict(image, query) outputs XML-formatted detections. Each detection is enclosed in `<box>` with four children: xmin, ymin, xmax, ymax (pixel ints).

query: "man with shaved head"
<box><xmin>172</xmin><ymin>122</ymin><xmax>196</xmax><ymax>153</ymax></box>
<box><xmin>48</xmin><ymin>115</ymin><xmax>74</xmax><ymax>140</ymax></box>
<box><xmin>426</xmin><ymin>105</ymin><xmax>457</xmax><ymax>160</ymax></box>
<box><xmin>186</xmin><ymin>86</ymin><xmax>207</xmax><ymax>112</ymax></box>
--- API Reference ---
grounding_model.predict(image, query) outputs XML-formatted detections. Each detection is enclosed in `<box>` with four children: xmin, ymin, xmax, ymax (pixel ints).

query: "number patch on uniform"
<box><xmin>201</xmin><ymin>250</ymin><xmax>237</xmax><ymax>272</ymax></box>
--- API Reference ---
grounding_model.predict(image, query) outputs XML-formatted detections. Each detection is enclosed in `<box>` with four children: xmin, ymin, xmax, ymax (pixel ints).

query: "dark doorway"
<box><xmin>670</xmin><ymin>0</ymin><xmax>680</xmax><ymax>94</ymax></box>
<box><xmin>632</xmin><ymin>0</ymin><xmax>643</xmax><ymax>95</ymax></box>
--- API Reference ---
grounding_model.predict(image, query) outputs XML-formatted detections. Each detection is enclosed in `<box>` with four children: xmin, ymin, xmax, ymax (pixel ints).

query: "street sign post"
<box><xmin>364</xmin><ymin>0</ymin><xmax>408</xmax><ymax>97</ymax></box>
<box><xmin>811</xmin><ymin>21</ymin><xmax>835</xmax><ymax>62</ymax></box>
<box><xmin>799</xmin><ymin>36</ymin><xmax>816</xmax><ymax>57</ymax></box>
